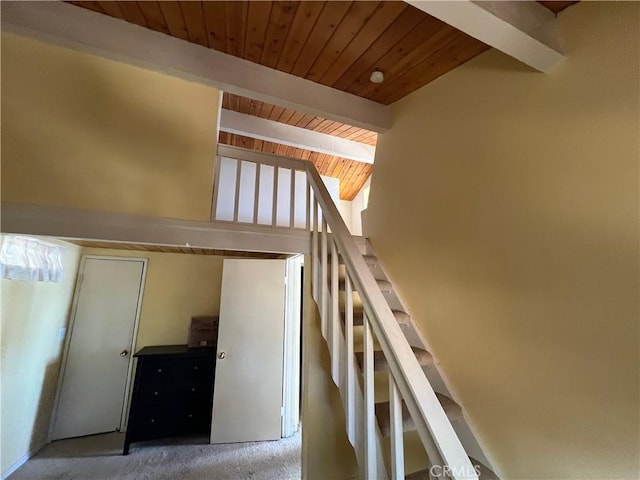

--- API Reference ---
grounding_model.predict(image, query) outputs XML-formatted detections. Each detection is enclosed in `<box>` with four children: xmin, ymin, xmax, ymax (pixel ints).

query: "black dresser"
<box><xmin>123</xmin><ymin>345</ymin><xmax>216</xmax><ymax>455</ymax></box>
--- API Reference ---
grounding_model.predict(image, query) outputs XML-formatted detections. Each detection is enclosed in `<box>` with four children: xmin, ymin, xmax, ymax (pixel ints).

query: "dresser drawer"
<box><xmin>179</xmin><ymin>405</ymin><xmax>212</xmax><ymax>434</ymax></box>
<box><xmin>130</xmin><ymin>403</ymin><xmax>211</xmax><ymax>439</ymax></box>
<box><xmin>137</xmin><ymin>382</ymin><xmax>213</xmax><ymax>406</ymax></box>
<box><xmin>139</xmin><ymin>357</ymin><xmax>214</xmax><ymax>386</ymax></box>
<box><xmin>129</xmin><ymin>406</ymin><xmax>181</xmax><ymax>440</ymax></box>
<box><xmin>180</xmin><ymin>357</ymin><xmax>215</xmax><ymax>384</ymax></box>
<box><xmin>139</xmin><ymin>358</ymin><xmax>182</xmax><ymax>384</ymax></box>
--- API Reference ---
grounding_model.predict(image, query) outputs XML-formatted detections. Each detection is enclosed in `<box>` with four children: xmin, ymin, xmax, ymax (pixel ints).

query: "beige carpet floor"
<box><xmin>10</xmin><ymin>431</ymin><xmax>301</xmax><ymax>480</ymax></box>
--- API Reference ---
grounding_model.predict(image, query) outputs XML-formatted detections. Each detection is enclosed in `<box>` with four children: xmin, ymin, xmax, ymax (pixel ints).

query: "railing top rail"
<box><xmin>217</xmin><ymin>145</ymin><xmax>308</xmax><ymax>171</ymax></box>
<box><xmin>304</xmin><ymin>165</ymin><xmax>478</xmax><ymax>480</ymax></box>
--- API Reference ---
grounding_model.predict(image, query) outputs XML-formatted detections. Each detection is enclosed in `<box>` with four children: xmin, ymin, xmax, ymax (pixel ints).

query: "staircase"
<box><xmin>210</xmin><ymin>145</ymin><xmax>498</xmax><ymax>480</ymax></box>
<box><xmin>333</xmin><ymin>243</ymin><xmax>498</xmax><ymax>479</ymax></box>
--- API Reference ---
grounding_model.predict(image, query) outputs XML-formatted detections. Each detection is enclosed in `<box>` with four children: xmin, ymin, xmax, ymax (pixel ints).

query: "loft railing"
<box><xmin>215</xmin><ymin>146</ymin><xmax>478</xmax><ymax>480</ymax></box>
<box><xmin>212</xmin><ymin>146</ymin><xmax>311</xmax><ymax>229</ymax></box>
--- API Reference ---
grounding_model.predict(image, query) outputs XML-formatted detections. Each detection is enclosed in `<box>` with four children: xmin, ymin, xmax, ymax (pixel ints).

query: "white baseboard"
<box><xmin>1</xmin><ymin>441</ymin><xmax>47</xmax><ymax>480</ymax></box>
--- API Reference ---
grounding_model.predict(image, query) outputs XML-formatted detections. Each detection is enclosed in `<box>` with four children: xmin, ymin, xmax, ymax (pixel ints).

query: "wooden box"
<box><xmin>187</xmin><ymin>316</ymin><xmax>218</xmax><ymax>348</ymax></box>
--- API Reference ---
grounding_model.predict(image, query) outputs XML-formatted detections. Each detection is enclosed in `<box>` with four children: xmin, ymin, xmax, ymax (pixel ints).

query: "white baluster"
<box><xmin>305</xmin><ymin>180</ymin><xmax>311</xmax><ymax>231</ymax></box>
<box><xmin>330</xmin><ymin>238</ymin><xmax>340</xmax><ymax>383</ymax></box>
<box><xmin>320</xmin><ymin>217</ymin><xmax>328</xmax><ymax>339</ymax></box>
<box><xmin>363</xmin><ymin>313</ymin><xmax>376</xmax><ymax>478</ymax></box>
<box><xmin>345</xmin><ymin>273</ymin><xmax>355</xmax><ymax>441</ymax></box>
<box><xmin>252</xmin><ymin>162</ymin><xmax>261</xmax><ymax>225</ymax></box>
<box><xmin>210</xmin><ymin>156</ymin><xmax>222</xmax><ymax>222</ymax></box>
<box><xmin>389</xmin><ymin>374</ymin><xmax>405</xmax><ymax>480</ymax></box>
<box><xmin>233</xmin><ymin>160</ymin><xmax>242</xmax><ymax>223</ymax></box>
<box><xmin>271</xmin><ymin>166</ymin><xmax>279</xmax><ymax>227</ymax></box>
<box><xmin>289</xmin><ymin>168</ymin><xmax>295</xmax><ymax>229</ymax></box>
<box><xmin>312</xmin><ymin>200</ymin><xmax>319</xmax><ymax>303</ymax></box>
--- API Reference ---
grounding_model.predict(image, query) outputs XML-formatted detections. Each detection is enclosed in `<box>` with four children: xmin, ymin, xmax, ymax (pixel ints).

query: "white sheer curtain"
<box><xmin>0</xmin><ymin>235</ymin><xmax>64</xmax><ymax>282</ymax></box>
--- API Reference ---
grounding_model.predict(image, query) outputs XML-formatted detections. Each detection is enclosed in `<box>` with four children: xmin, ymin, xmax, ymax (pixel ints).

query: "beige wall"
<box><xmin>0</xmin><ymin>237</ymin><xmax>82</xmax><ymax>476</ymax></box>
<box><xmin>1</xmin><ymin>33</ymin><xmax>219</xmax><ymax>221</ymax></box>
<box><xmin>301</xmin><ymin>256</ymin><xmax>358</xmax><ymax>480</ymax></box>
<box><xmin>367</xmin><ymin>2</ymin><xmax>639</xmax><ymax>479</ymax></box>
<box><xmin>81</xmin><ymin>248</ymin><xmax>224</xmax><ymax>349</ymax></box>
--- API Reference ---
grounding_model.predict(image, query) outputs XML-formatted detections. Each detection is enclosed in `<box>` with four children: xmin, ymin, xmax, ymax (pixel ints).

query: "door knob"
<box><xmin>120</xmin><ymin>350</ymin><xmax>129</xmax><ymax>357</ymax></box>
<box><xmin>218</xmin><ymin>352</ymin><xmax>226</xmax><ymax>359</ymax></box>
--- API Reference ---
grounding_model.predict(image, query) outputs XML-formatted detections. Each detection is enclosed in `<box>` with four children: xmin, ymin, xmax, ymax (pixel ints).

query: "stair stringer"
<box><xmin>363</xmin><ymin>239</ymin><xmax>501</xmax><ymax>477</ymax></box>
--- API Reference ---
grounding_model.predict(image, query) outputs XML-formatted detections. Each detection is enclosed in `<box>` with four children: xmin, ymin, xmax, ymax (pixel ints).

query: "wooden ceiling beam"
<box><xmin>219</xmin><ymin>109</ymin><xmax>375</xmax><ymax>164</ymax></box>
<box><xmin>1</xmin><ymin>1</ymin><xmax>390</xmax><ymax>132</ymax></box>
<box><xmin>406</xmin><ymin>0</ymin><xmax>565</xmax><ymax>72</ymax></box>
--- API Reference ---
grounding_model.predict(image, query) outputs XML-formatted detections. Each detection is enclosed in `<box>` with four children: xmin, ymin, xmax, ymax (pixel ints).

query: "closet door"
<box><xmin>53</xmin><ymin>256</ymin><xmax>145</xmax><ymax>440</ymax></box>
<box><xmin>211</xmin><ymin>259</ymin><xmax>286</xmax><ymax>443</ymax></box>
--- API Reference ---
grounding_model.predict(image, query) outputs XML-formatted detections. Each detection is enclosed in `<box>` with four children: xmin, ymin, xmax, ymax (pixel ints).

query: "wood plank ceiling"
<box><xmin>220</xmin><ymin>92</ymin><xmax>375</xmax><ymax>200</ymax></box>
<box><xmin>69</xmin><ymin>1</ymin><xmax>490</xmax><ymax>105</ymax></box>
<box><xmin>68</xmin><ymin>240</ymin><xmax>287</xmax><ymax>258</ymax></box>
<box><xmin>69</xmin><ymin>2</ymin><xmax>576</xmax><ymax>105</ymax></box>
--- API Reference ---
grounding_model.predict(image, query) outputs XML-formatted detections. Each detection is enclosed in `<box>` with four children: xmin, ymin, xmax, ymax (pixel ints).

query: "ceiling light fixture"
<box><xmin>370</xmin><ymin>70</ymin><xmax>384</xmax><ymax>84</ymax></box>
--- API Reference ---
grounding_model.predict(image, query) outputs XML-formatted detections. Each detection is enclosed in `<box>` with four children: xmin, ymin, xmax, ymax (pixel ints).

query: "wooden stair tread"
<box><xmin>327</xmin><ymin>253</ymin><xmax>378</xmax><ymax>266</ymax></box>
<box><xmin>336</xmin><ymin>278</ymin><xmax>392</xmax><ymax>293</ymax></box>
<box><xmin>338</xmin><ymin>278</ymin><xmax>392</xmax><ymax>292</ymax></box>
<box><xmin>354</xmin><ymin>348</ymin><xmax>433</xmax><ymax>372</ymax></box>
<box><xmin>375</xmin><ymin>393</ymin><xmax>463</xmax><ymax>436</ymax></box>
<box><xmin>338</xmin><ymin>302</ymin><xmax>411</xmax><ymax>327</ymax></box>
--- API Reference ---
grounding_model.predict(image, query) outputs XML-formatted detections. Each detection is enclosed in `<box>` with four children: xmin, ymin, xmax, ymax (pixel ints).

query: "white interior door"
<box><xmin>282</xmin><ymin>255</ymin><xmax>303</xmax><ymax>438</ymax></box>
<box><xmin>211</xmin><ymin>259</ymin><xmax>286</xmax><ymax>444</ymax></box>
<box><xmin>52</xmin><ymin>256</ymin><xmax>145</xmax><ymax>440</ymax></box>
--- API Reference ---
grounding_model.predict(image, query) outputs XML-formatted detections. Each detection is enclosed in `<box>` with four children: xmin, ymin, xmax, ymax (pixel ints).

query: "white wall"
<box><xmin>349</xmin><ymin>178</ymin><xmax>371</xmax><ymax>236</ymax></box>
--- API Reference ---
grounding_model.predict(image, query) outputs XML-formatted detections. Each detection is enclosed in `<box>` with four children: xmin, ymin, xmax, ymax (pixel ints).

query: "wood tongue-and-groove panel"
<box><xmin>158</xmin><ymin>2</ymin><xmax>189</xmax><ymax>42</ymax></box>
<box><xmin>329</xmin><ymin>6</ymin><xmax>425</xmax><ymax>92</ymax></box>
<box><xmin>276</xmin><ymin>2</ymin><xmax>325</xmax><ymax>73</ymax></box>
<box><xmin>304</xmin><ymin>1</ymin><xmax>382</xmax><ymax>83</ymax></box>
<box><xmin>288</xmin><ymin>1</ymin><xmax>353</xmax><ymax>79</ymax></box>
<box><xmin>318</xmin><ymin>1</ymin><xmax>406</xmax><ymax>86</ymax></box>
<box><xmin>369</xmin><ymin>32</ymin><xmax>491</xmax><ymax>104</ymax></box>
<box><xmin>202</xmin><ymin>2</ymin><xmax>227</xmax><ymax>52</ymax></box>
<box><xmin>179</xmin><ymin>1</ymin><xmax>208</xmax><ymax>46</ymax></box>
<box><xmin>67</xmin><ymin>1</ymin><xmax>489</xmax><ymax>105</ymax></box>
<box><xmin>244</xmin><ymin>2</ymin><xmax>273</xmax><ymax>64</ymax></box>
<box><xmin>261</xmin><ymin>2</ymin><xmax>299</xmax><ymax>69</ymax></box>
